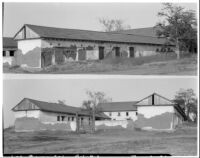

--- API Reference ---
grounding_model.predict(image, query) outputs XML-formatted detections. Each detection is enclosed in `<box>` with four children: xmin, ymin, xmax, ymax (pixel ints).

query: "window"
<box><xmin>118</xmin><ymin>112</ymin><xmax>121</xmax><ymax>116</ymax></box>
<box><xmin>126</xmin><ymin>112</ymin><xmax>129</xmax><ymax>116</ymax></box>
<box><xmin>68</xmin><ymin>117</ymin><xmax>70</xmax><ymax>121</ymax></box>
<box><xmin>109</xmin><ymin>112</ymin><xmax>112</xmax><ymax>116</ymax></box>
<box><xmin>136</xmin><ymin>112</ymin><xmax>138</xmax><ymax>116</ymax></box>
<box><xmin>10</xmin><ymin>51</ymin><xmax>15</xmax><ymax>56</ymax></box>
<box><xmin>3</xmin><ymin>51</ymin><xmax>6</xmax><ymax>57</ymax></box>
<box><xmin>57</xmin><ymin>116</ymin><xmax>60</xmax><ymax>121</ymax></box>
<box><xmin>72</xmin><ymin>117</ymin><xmax>74</xmax><ymax>121</ymax></box>
<box><xmin>61</xmin><ymin>116</ymin><xmax>65</xmax><ymax>121</ymax></box>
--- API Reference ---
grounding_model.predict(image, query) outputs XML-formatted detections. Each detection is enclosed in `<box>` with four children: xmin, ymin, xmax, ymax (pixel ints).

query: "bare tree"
<box><xmin>82</xmin><ymin>90</ymin><xmax>112</xmax><ymax>133</ymax></box>
<box><xmin>99</xmin><ymin>18</ymin><xmax>131</xmax><ymax>32</ymax></box>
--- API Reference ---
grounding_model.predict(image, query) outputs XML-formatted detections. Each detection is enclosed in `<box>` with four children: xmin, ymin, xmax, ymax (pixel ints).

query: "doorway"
<box><xmin>129</xmin><ymin>47</ymin><xmax>135</xmax><ymax>58</ymax></box>
<box><xmin>99</xmin><ymin>46</ymin><xmax>104</xmax><ymax>60</ymax></box>
<box><xmin>115</xmin><ymin>47</ymin><xmax>120</xmax><ymax>57</ymax></box>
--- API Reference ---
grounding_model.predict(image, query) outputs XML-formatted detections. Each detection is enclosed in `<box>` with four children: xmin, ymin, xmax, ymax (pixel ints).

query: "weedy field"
<box><xmin>3</xmin><ymin>123</ymin><xmax>197</xmax><ymax>156</ymax></box>
<box><xmin>3</xmin><ymin>53</ymin><xmax>197</xmax><ymax>75</ymax></box>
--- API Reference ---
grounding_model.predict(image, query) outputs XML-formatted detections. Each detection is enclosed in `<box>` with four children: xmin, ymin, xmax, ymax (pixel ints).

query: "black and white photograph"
<box><xmin>2</xmin><ymin>2</ymin><xmax>197</xmax><ymax>75</ymax></box>
<box><xmin>1</xmin><ymin>0</ymin><xmax>199</xmax><ymax>157</ymax></box>
<box><xmin>3</xmin><ymin>78</ymin><xmax>198</xmax><ymax>155</ymax></box>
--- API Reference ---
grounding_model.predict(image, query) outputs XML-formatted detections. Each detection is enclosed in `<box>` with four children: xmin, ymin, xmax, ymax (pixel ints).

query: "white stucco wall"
<box><xmin>137</xmin><ymin>106</ymin><xmax>174</xmax><ymax>119</ymax></box>
<box><xmin>3</xmin><ymin>57</ymin><xmax>15</xmax><ymax>65</ymax></box>
<box><xmin>14</xmin><ymin>110</ymin><xmax>41</xmax><ymax>119</ymax></box>
<box><xmin>18</xmin><ymin>39</ymin><xmax>42</xmax><ymax>54</ymax></box>
<box><xmin>39</xmin><ymin>111</ymin><xmax>77</xmax><ymax>123</ymax></box>
<box><xmin>104</xmin><ymin>111</ymin><xmax>137</xmax><ymax>121</ymax></box>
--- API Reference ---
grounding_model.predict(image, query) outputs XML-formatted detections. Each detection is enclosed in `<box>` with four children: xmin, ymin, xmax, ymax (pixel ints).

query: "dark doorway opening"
<box><xmin>99</xmin><ymin>46</ymin><xmax>104</xmax><ymax>60</ymax></box>
<box><xmin>10</xmin><ymin>51</ymin><xmax>15</xmax><ymax>56</ymax></box>
<box><xmin>115</xmin><ymin>47</ymin><xmax>120</xmax><ymax>57</ymax></box>
<box><xmin>3</xmin><ymin>51</ymin><xmax>6</xmax><ymax>57</ymax></box>
<box><xmin>129</xmin><ymin>47</ymin><xmax>135</xmax><ymax>58</ymax></box>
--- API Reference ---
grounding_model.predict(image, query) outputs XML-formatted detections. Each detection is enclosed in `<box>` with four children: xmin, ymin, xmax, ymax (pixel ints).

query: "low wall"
<box><xmin>95</xmin><ymin>120</ymin><xmax>136</xmax><ymax>130</ymax></box>
<box><xmin>15</xmin><ymin>117</ymin><xmax>76</xmax><ymax>132</ymax></box>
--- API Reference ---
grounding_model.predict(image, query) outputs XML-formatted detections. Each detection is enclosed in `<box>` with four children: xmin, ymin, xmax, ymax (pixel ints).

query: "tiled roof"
<box><xmin>23</xmin><ymin>24</ymin><xmax>170</xmax><ymax>45</ymax></box>
<box><xmin>114</xmin><ymin>27</ymin><xmax>160</xmax><ymax>37</ymax></box>
<box><xmin>3</xmin><ymin>37</ymin><xmax>17</xmax><ymax>49</ymax></box>
<box><xmin>26</xmin><ymin>98</ymin><xmax>109</xmax><ymax>119</ymax></box>
<box><xmin>97</xmin><ymin>101</ymin><xmax>138</xmax><ymax>112</ymax></box>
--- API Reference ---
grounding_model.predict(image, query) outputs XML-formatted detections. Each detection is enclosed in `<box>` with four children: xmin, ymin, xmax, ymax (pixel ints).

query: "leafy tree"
<box><xmin>156</xmin><ymin>3</ymin><xmax>197</xmax><ymax>59</ymax></box>
<box><xmin>99</xmin><ymin>18</ymin><xmax>131</xmax><ymax>32</ymax></box>
<box><xmin>174</xmin><ymin>88</ymin><xmax>197</xmax><ymax>121</ymax></box>
<box><xmin>82</xmin><ymin>90</ymin><xmax>112</xmax><ymax>132</ymax></box>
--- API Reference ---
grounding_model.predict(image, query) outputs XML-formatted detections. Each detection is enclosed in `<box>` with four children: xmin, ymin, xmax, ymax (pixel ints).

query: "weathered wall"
<box><xmin>134</xmin><ymin>45</ymin><xmax>158</xmax><ymax>57</ymax></box>
<box><xmin>104</xmin><ymin>111</ymin><xmax>137</xmax><ymax>121</ymax></box>
<box><xmin>136</xmin><ymin>106</ymin><xmax>174</xmax><ymax>130</ymax></box>
<box><xmin>14</xmin><ymin>117</ymin><xmax>76</xmax><ymax>132</ymax></box>
<box><xmin>14</xmin><ymin>48</ymin><xmax>41</xmax><ymax>68</ymax></box>
<box><xmin>41</xmin><ymin>39</ymin><xmax>163</xmax><ymax>61</ymax></box>
<box><xmin>95</xmin><ymin>120</ymin><xmax>128</xmax><ymax>130</ymax></box>
<box><xmin>134</xmin><ymin>112</ymin><xmax>174</xmax><ymax>130</ymax></box>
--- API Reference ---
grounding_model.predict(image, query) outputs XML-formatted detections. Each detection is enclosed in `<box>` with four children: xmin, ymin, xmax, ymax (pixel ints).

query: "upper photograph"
<box><xmin>2</xmin><ymin>3</ymin><xmax>198</xmax><ymax>75</ymax></box>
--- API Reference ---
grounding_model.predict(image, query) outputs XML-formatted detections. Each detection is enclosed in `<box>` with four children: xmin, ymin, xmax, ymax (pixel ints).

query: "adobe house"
<box><xmin>3</xmin><ymin>37</ymin><xmax>17</xmax><ymax>65</ymax></box>
<box><xmin>97</xmin><ymin>93</ymin><xmax>186</xmax><ymax>130</ymax></box>
<box><xmin>13</xmin><ymin>24</ymin><xmax>175</xmax><ymax>68</ymax></box>
<box><xmin>12</xmin><ymin>93</ymin><xmax>186</xmax><ymax>132</ymax></box>
<box><xmin>12</xmin><ymin>98</ymin><xmax>109</xmax><ymax>132</ymax></box>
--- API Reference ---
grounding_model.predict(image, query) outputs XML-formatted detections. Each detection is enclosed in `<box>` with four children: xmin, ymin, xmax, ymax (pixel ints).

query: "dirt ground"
<box><xmin>3</xmin><ymin>123</ymin><xmax>197</xmax><ymax>156</ymax></box>
<box><xmin>3</xmin><ymin>54</ymin><xmax>197</xmax><ymax>75</ymax></box>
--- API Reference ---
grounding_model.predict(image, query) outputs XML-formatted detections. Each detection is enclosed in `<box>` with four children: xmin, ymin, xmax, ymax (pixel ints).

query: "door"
<box><xmin>99</xmin><ymin>46</ymin><xmax>104</xmax><ymax>60</ymax></box>
<box><xmin>55</xmin><ymin>48</ymin><xmax>65</xmax><ymax>64</ymax></box>
<box><xmin>115</xmin><ymin>47</ymin><xmax>120</xmax><ymax>57</ymax></box>
<box><xmin>129</xmin><ymin>47</ymin><xmax>135</xmax><ymax>58</ymax></box>
<box><xmin>41</xmin><ymin>49</ymin><xmax>53</xmax><ymax>68</ymax></box>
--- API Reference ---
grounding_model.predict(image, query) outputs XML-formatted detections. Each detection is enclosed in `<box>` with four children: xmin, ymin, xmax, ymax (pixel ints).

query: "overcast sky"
<box><xmin>3</xmin><ymin>77</ymin><xmax>197</xmax><ymax>128</ymax></box>
<box><xmin>3</xmin><ymin>2</ymin><xmax>197</xmax><ymax>37</ymax></box>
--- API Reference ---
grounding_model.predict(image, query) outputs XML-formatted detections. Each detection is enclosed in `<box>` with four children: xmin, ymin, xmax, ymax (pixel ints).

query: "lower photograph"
<box><xmin>3</xmin><ymin>77</ymin><xmax>198</xmax><ymax>156</ymax></box>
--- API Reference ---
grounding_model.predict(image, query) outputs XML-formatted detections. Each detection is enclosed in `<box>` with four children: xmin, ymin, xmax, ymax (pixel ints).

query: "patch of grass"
<box><xmin>3</xmin><ymin>53</ymin><xmax>197</xmax><ymax>75</ymax></box>
<box><xmin>3</xmin><ymin>124</ymin><xmax>197</xmax><ymax>155</ymax></box>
